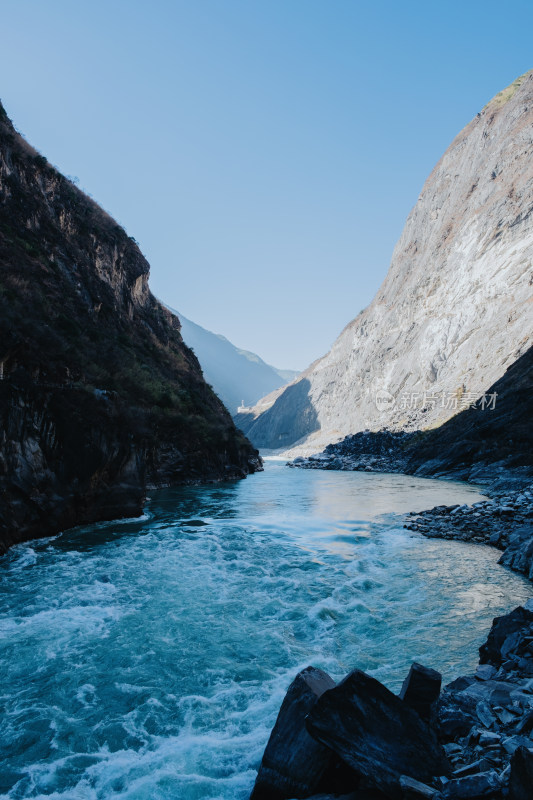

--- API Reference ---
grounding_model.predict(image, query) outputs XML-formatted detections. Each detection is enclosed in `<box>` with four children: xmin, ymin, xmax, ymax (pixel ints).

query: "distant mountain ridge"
<box><xmin>167</xmin><ymin>308</ymin><xmax>298</xmax><ymax>414</ymax></box>
<box><xmin>238</xmin><ymin>70</ymin><xmax>533</xmax><ymax>452</ymax></box>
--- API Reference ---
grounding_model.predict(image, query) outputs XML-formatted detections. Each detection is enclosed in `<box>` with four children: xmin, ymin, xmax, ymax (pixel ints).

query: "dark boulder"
<box><xmin>250</xmin><ymin>666</ymin><xmax>336</xmax><ymax>800</ymax></box>
<box><xmin>498</xmin><ymin>524</ymin><xmax>533</xmax><ymax>578</ymax></box>
<box><xmin>316</xmin><ymin>755</ymin><xmax>362</xmax><ymax>796</ymax></box>
<box><xmin>508</xmin><ymin>746</ymin><xmax>533</xmax><ymax>800</ymax></box>
<box><xmin>479</xmin><ymin>606</ymin><xmax>533</xmax><ymax>667</ymax></box>
<box><xmin>399</xmin><ymin>663</ymin><xmax>442</xmax><ymax>722</ymax></box>
<box><xmin>515</xmin><ymin>709</ymin><xmax>533</xmax><ymax>735</ymax></box>
<box><xmin>306</xmin><ymin>670</ymin><xmax>450</xmax><ymax>799</ymax></box>
<box><xmin>435</xmin><ymin>691</ymin><xmax>478</xmax><ymax>741</ymax></box>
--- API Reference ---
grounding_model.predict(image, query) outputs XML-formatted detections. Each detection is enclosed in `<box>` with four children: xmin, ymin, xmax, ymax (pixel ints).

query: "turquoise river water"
<box><xmin>0</xmin><ymin>461</ymin><xmax>531</xmax><ymax>799</ymax></box>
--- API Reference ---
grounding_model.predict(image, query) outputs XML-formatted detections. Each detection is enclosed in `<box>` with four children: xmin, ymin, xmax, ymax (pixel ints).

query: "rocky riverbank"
<box><xmin>286</xmin><ymin>430</ymin><xmax>412</xmax><ymax>475</ymax></box>
<box><xmin>251</xmin><ymin>604</ymin><xmax>533</xmax><ymax>800</ymax></box>
<box><xmin>405</xmin><ymin>486</ymin><xmax>533</xmax><ymax>582</ymax></box>
<box><xmin>253</xmin><ymin>472</ymin><xmax>533</xmax><ymax>798</ymax></box>
<box><xmin>285</xmin><ymin>331</ymin><xmax>533</xmax><ymax>492</ymax></box>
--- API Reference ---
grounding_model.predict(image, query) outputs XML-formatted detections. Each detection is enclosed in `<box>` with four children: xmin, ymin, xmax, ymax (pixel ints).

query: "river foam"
<box><xmin>0</xmin><ymin>464</ymin><xmax>531</xmax><ymax>799</ymax></box>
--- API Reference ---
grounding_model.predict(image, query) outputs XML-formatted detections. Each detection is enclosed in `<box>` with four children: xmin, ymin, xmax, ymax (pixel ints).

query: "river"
<box><xmin>0</xmin><ymin>462</ymin><xmax>531</xmax><ymax>799</ymax></box>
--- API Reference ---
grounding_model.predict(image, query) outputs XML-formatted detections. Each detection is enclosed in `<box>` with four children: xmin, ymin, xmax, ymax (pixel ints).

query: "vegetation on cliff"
<box><xmin>0</xmin><ymin>100</ymin><xmax>260</xmax><ymax>552</ymax></box>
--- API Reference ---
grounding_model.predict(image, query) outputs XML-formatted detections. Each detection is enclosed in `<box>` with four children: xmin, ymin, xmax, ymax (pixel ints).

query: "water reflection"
<box><xmin>0</xmin><ymin>462</ymin><xmax>529</xmax><ymax>800</ymax></box>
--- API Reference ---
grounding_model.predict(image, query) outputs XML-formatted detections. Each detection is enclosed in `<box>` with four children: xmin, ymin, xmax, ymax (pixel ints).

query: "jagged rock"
<box><xmin>447</xmin><ymin>677</ymin><xmax>476</xmax><ymax>692</ymax></box>
<box><xmin>441</xmin><ymin>771</ymin><xmax>501</xmax><ymax>799</ymax></box>
<box><xmin>452</xmin><ymin>760</ymin><xmax>492</xmax><ymax>778</ymax></box>
<box><xmin>475</xmin><ymin>666</ymin><xmax>497</xmax><ymax>682</ymax></box>
<box><xmin>476</xmin><ymin>701</ymin><xmax>497</xmax><ymax>730</ymax></box>
<box><xmin>399</xmin><ymin>775</ymin><xmax>441</xmax><ymax>799</ymax></box>
<box><xmin>515</xmin><ymin>709</ymin><xmax>533</xmax><ymax>735</ymax></box>
<box><xmin>479</xmin><ymin>606</ymin><xmax>533</xmax><ymax>668</ymax></box>
<box><xmin>250</xmin><ymin>667</ymin><xmax>336</xmax><ymax>800</ymax></box>
<box><xmin>443</xmin><ymin>744</ymin><xmax>462</xmax><ymax>757</ymax></box>
<box><xmin>494</xmin><ymin>707</ymin><xmax>516</xmax><ymax>725</ymax></box>
<box><xmin>478</xmin><ymin>731</ymin><xmax>501</xmax><ymax>747</ymax></box>
<box><xmin>436</xmin><ymin>692</ymin><xmax>478</xmax><ymax>740</ymax></box>
<box><xmin>508</xmin><ymin>746</ymin><xmax>533</xmax><ymax>800</ymax></box>
<box><xmin>399</xmin><ymin>663</ymin><xmax>442</xmax><ymax>722</ymax></box>
<box><xmin>501</xmin><ymin>736</ymin><xmax>533</xmax><ymax>756</ymax></box>
<box><xmin>459</xmin><ymin>679</ymin><xmax>533</xmax><ymax>709</ymax></box>
<box><xmin>499</xmin><ymin>526</ymin><xmax>533</xmax><ymax>580</ymax></box>
<box><xmin>306</xmin><ymin>670</ymin><xmax>450</xmax><ymax>799</ymax></box>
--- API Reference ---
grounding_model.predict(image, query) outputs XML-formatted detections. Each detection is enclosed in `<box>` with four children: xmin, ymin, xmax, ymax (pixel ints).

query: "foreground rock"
<box><xmin>253</xmin><ymin>604</ymin><xmax>533</xmax><ymax>800</ymax></box>
<box><xmin>479</xmin><ymin>605</ymin><xmax>533</xmax><ymax>673</ymax></box>
<box><xmin>434</xmin><ymin>605</ymin><xmax>533</xmax><ymax>797</ymax></box>
<box><xmin>306</xmin><ymin>670</ymin><xmax>450</xmax><ymax>799</ymax></box>
<box><xmin>508</xmin><ymin>746</ymin><xmax>533</xmax><ymax>799</ymax></box>
<box><xmin>399</xmin><ymin>662</ymin><xmax>442</xmax><ymax>722</ymax></box>
<box><xmin>250</xmin><ymin>667</ymin><xmax>337</xmax><ymax>800</ymax></box>
<box><xmin>441</xmin><ymin>771</ymin><xmax>501</xmax><ymax>799</ymax></box>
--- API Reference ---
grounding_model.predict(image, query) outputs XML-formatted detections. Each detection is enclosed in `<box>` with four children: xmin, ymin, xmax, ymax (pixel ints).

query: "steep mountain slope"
<box><xmin>0</xmin><ymin>100</ymin><xmax>260</xmax><ymax>553</ymax></box>
<box><xmin>239</xmin><ymin>71</ymin><xmax>533</xmax><ymax>451</ymax></box>
<box><xmin>167</xmin><ymin>309</ymin><xmax>298</xmax><ymax>413</ymax></box>
<box><xmin>305</xmin><ymin>341</ymin><xmax>533</xmax><ymax>487</ymax></box>
<box><xmin>407</xmin><ymin>340</ymin><xmax>533</xmax><ymax>483</ymax></box>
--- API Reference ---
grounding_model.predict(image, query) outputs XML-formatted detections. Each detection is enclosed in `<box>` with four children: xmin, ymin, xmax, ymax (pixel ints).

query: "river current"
<box><xmin>0</xmin><ymin>461</ymin><xmax>531</xmax><ymax>799</ymax></box>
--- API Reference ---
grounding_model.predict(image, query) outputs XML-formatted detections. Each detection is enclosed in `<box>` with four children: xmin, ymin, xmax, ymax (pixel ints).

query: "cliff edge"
<box><xmin>239</xmin><ymin>71</ymin><xmax>533</xmax><ymax>452</ymax></box>
<box><xmin>0</xmin><ymin>100</ymin><xmax>261</xmax><ymax>553</ymax></box>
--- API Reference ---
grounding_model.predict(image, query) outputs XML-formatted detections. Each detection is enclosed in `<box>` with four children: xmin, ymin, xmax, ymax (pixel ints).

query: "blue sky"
<box><xmin>1</xmin><ymin>1</ymin><xmax>532</xmax><ymax>369</ymax></box>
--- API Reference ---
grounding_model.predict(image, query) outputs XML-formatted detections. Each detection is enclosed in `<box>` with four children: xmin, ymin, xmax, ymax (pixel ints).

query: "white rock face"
<box><xmin>242</xmin><ymin>72</ymin><xmax>533</xmax><ymax>453</ymax></box>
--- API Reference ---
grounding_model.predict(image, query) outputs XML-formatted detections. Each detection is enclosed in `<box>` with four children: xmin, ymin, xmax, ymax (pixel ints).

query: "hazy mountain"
<box><xmin>167</xmin><ymin>309</ymin><xmax>298</xmax><ymax>414</ymax></box>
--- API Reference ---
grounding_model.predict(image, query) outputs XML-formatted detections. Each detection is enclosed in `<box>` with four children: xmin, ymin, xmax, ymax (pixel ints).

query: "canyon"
<box><xmin>237</xmin><ymin>72</ymin><xmax>533</xmax><ymax>456</ymax></box>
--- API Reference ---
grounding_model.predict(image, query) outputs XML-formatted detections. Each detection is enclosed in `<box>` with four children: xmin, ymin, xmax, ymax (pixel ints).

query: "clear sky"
<box><xmin>1</xmin><ymin>1</ymin><xmax>532</xmax><ymax>369</ymax></box>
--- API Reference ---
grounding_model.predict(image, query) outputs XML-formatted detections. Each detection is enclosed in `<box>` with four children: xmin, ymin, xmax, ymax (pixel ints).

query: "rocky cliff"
<box><xmin>289</xmin><ymin>338</ymin><xmax>533</xmax><ymax>488</ymax></box>
<box><xmin>0</xmin><ymin>100</ymin><xmax>261</xmax><ymax>553</ymax></box>
<box><xmin>407</xmin><ymin>340</ymin><xmax>533</xmax><ymax>484</ymax></box>
<box><xmin>239</xmin><ymin>71</ymin><xmax>533</xmax><ymax>452</ymax></box>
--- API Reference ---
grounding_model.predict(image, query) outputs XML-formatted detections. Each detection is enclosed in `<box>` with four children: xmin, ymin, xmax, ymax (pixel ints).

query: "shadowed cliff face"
<box><xmin>0</xmin><ymin>100</ymin><xmax>261</xmax><ymax>553</ymax></box>
<box><xmin>237</xmin><ymin>379</ymin><xmax>319</xmax><ymax>449</ymax></box>
<box><xmin>305</xmin><ymin>342</ymin><xmax>533</xmax><ymax>486</ymax></box>
<box><xmin>407</xmin><ymin>340</ymin><xmax>533</xmax><ymax>481</ymax></box>
<box><xmin>242</xmin><ymin>70</ymin><xmax>533</xmax><ymax>452</ymax></box>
